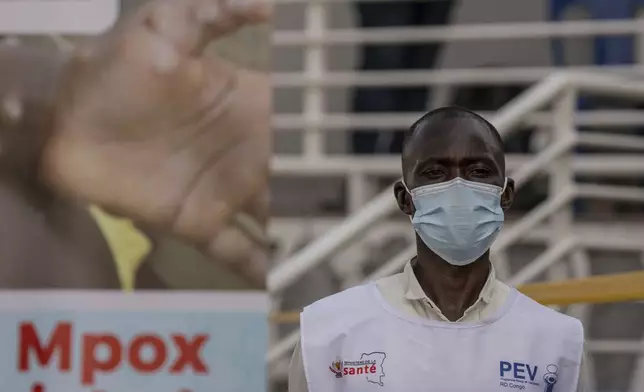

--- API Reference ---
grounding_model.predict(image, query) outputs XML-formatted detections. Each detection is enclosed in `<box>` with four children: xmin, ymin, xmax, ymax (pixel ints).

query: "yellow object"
<box><xmin>519</xmin><ymin>270</ymin><xmax>644</xmax><ymax>306</ymax></box>
<box><xmin>88</xmin><ymin>205</ymin><xmax>152</xmax><ymax>290</ymax></box>
<box><xmin>270</xmin><ymin>271</ymin><xmax>644</xmax><ymax>324</ymax></box>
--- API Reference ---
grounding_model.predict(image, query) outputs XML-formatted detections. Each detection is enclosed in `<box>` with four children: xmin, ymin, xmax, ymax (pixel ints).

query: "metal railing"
<box><xmin>268</xmin><ymin>72</ymin><xmax>644</xmax><ymax>392</ymax></box>
<box><xmin>268</xmin><ymin>71</ymin><xmax>644</xmax><ymax>293</ymax></box>
<box><xmin>269</xmin><ymin>6</ymin><xmax>644</xmax><ymax>389</ymax></box>
<box><xmin>272</xmin><ymin>11</ymin><xmax>644</xmax><ymax>217</ymax></box>
<box><xmin>274</xmin><ymin>19</ymin><xmax>644</xmax><ymax>46</ymax></box>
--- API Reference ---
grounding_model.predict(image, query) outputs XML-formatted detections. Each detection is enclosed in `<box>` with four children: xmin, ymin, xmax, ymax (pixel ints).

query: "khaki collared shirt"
<box><xmin>288</xmin><ymin>261</ymin><xmax>588</xmax><ymax>392</ymax></box>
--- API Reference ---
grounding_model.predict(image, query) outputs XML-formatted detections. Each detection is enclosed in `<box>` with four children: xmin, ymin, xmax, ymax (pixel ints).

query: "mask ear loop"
<box><xmin>501</xmin><ymin>177</ymin><xmax>508</xmax><ymax>195</ymax></box>
<box><xmin>402</xmin><ymin>180</ymin><xmax>411</xmax><ymax>195</ymax></box>
<box><xmin>401</xmin><ymin>180</ymin><xmax>414</xmax><ymax>222</ymax></box>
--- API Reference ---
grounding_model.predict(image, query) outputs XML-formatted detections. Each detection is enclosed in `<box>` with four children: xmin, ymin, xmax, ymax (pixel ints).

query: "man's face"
<box><xmin>394</xmin><ymin>116</ymin><xmax>515</xmax><ymax>216</ymax></box>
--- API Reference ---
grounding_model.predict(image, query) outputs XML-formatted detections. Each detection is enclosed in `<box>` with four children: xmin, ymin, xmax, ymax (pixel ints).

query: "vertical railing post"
<box><xmin>302</xmin><ymin>1</ymin><xmax>326</xmax><ymax>161</ymax></box>
<box><xmin>547</xmin><ymin>87</ymin><xmax>577</xmax><ymax>289</ymax></box>
<box><xmin>550</xmin><ymin>86</ymin><xmax>596</xmax><ymax>391</ymax></box>
<box><xmin>348</xmin><ymin>172</ymin><xmax>375</xmax><ymax>213</ymax></box>
<box><xmin>345</xmin><ymin>171</ymin><xmax>378</xmax><ymax>284</ymax></box>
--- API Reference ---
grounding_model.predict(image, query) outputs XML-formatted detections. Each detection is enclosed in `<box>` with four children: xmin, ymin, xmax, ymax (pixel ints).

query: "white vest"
<box><xmin>301</xmin><ymin>283</ymin><xmax>584</xmax><ymax>392</ymax></box>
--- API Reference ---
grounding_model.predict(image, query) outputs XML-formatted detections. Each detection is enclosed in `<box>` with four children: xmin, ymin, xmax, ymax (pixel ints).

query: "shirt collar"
<box><xmin>403</xmin><ymin>258</ymin><xmax>496</xmax><ymax>304</ymax></box>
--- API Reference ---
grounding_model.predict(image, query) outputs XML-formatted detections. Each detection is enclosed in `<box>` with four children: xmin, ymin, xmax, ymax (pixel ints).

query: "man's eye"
<box><xmin>470</xmin><ymin>168</ymin><xmax>491</xmax><ymax>177</ymax></box>
<box><xmin>423</xmin><ymin>169</ymin><xmax>444</xmax><ymax>178</ymax></box>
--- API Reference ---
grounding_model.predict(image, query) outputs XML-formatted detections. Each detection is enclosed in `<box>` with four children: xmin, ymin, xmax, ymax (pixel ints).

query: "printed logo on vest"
<box><xmin>499</xmin><ymin>361</ymin><xmax>541</xmax><ymax>390</ymax></box>
<box><xmin>329</xmin><ymin>359</ymin><xmax>343</xmax><ymax>379</ymax></box>
<box><xmin>499</xmin><ymin>362</ymin><xmax>561</xmax><ymax>391</ymax></box>
<box><xmin>329</xmin><ymin>352</ymin><xmax>386</xmax><ymax>386</ymax></box>
<box><xmin>543</xmin><ymin>364</ymin><xmax>559</xmax><ymax>392</ymax></box>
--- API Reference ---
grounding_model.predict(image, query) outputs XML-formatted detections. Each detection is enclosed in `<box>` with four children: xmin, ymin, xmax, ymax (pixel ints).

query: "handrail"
<box><xmin>272</xmin><ymin>154</ymin><xmax>644</xmax><ymax>176</ymax></box>
<box><xmin>268</xmin><ymin>188</ymin><xmax>395</xmax><ymax>293</ymax></box>
<box><xmin>492</xmin><ymin>187</ymin><xmax>577</xmax><ymax>253</ymax></box>
<box><xmin>508</xmin><ymin>237</ymin><xmax>579</xmax><ymax>286</ymax></box>
<box><xmin>508</xmin><ymin>135</ymin><xmax>577</xmax><ymax>187</ymax></box>
<box><xmin>274</xmin><ymin>20</ymin><xmax>644</xmax><ymax>46</ymax></box>
<box><xmin>274</xmin><ymin>65</ymin><xmax>644</xmax><ymax>88</ymax></box>
<box><xmin>273</xmin><ymin>110</ymin><xmax>644</xmax><ymax>130</ymax></box>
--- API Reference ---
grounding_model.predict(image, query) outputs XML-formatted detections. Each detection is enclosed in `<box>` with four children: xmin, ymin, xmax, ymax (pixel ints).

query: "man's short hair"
<box><xmin>404</xmin><ymin>106</ymin><xmax>504</xmax><ymax>153</ymax></box>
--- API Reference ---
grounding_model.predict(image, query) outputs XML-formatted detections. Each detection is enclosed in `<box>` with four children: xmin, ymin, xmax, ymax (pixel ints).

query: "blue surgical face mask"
<box><xmin>403</xmin><ymin>177</ymin><xmax>507</xmax><ymax>266</ymax></box>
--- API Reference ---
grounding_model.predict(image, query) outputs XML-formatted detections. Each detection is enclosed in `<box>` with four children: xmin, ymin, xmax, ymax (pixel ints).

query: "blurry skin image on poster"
<box><xmin>0</xmin><ymin>0</ymin><xmax>272</xmax><ymax>390</ymax></box>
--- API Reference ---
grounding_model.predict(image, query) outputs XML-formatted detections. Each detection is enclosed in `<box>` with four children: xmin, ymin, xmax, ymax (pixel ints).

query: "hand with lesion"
<box><xmin>40</xmin><ymin>0</ymin><xmax>272</xmax><ymax>287</ymax></box>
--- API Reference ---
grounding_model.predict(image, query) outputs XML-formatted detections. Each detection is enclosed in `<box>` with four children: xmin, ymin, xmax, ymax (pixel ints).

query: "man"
<box><xmin>289</xmin><ymin>107</ymin><xmax>587</xmax><ymax>391</ymax></box>
<box><xmin>0</xmin><ymin>0</ymin><xmax>271</xmax><ymax>289</ymax></box>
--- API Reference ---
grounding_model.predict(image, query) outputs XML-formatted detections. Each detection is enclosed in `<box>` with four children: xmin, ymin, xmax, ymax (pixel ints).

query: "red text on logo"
<box><xmin>344</xmin><ymin>365</ymin><xmax>377</xmax><ymax>375</ymax></box>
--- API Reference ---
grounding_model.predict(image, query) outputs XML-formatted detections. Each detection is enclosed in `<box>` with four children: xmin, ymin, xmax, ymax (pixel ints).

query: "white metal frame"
<box><xmin>274</xmin><ymin>19</ymin><xmax>644</xmax><ymax>46</ymax></box>
<box><xmin>268</xmin><ymin>72</ymin><xmax>644</xmax><ymax>392</ymax></box>
<box><xmin>271</xmin><ymin>13</ymin><xmax>644</xmax><ymax>390</ymax></box>
<box><xmin>268</xmin><ymin>71</ymin><xmax>644</xmax><ymax>293</ymax></box>
<box><xmin>272</xmin><ymin>16</ymin><xmax>644</xmax><ymax>222</ymax></box>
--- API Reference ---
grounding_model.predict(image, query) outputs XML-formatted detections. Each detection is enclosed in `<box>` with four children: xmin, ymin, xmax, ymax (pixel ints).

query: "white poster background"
<box><xmin>0</xmin><ymin>1</ymin><xmax>119</xmax><ymax>34</ymax></box>
<box><xmin>0</xmin><ymin>290</ymin><xmax>268</xmax><ymax>392</ymax></box>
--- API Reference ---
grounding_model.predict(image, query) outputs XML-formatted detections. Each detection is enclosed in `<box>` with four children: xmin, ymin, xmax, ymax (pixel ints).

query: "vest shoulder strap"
<box><xmin>513</xmin><ymin>292</ymin><xmax>585</xmax><ymax>342</ymax></box>
<box><xmin>302</xmin><ymin>284</ymin><xmax>380</xmax><ymax>345</ymax></box>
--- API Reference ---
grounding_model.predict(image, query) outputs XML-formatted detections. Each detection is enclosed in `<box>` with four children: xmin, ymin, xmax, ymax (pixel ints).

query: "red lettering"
<box><xmin>369</xmin><ymin>364</ymin><xmax>376</xmax><ymax>373</ymax></box>
<box><xmin>19</xmin><ymin>322</ymin><xmax>71</xmax><ymax>372</ymax></box>
<box><xmin>169</xmin><ymin>334</ymin><xmax>208</xmax><ymax>373</ymax></box>
<box><xmin>31</xmin><ymin>383</ymin><xmax>44</xmax><ymax>392</ymax></box>
<box><xmin>82</xmin><ymin>334</ymin><xmax>122</xmax><ymax>385</ymax></box>
<box><xmin>348</xmin><ymin>368</ymin><xmax>356</xmax><ymax>375</ymax></box>
<box><xmin>343</xmin><ymin>368</ymin><xmax>348</xmax><ymax>375</ymax></box>
<box><xmin>357</xmin><ymin>367</ymin><xmax>364</xmax><ymax>374</ymax></box>
<box><xmin>20</xmin><ymin>324</ymin><xmax>210</xmax><ymax>385</ymax></box>
<box><xmin>128</xmin><ymin>335</ymin><xmax>166</xmax><ymax>372</ymax></box>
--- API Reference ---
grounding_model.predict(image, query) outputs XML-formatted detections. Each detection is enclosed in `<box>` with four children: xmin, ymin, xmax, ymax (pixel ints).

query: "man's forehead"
<box><xmin>404</xmin><ymin>116</ymin><xmax>502</xmax><ymax>160</ymax></box>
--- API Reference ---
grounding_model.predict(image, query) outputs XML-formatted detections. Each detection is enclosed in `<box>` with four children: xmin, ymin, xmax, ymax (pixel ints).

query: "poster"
<box><xmin>0</xmin><ymin>291</ymin><xmax>268</xmax><ymax>392</ymax></box>
<box><xmin>0</xmin><ymin>0</ymin><xmax>272</xmax><ymax>391</ymax></box>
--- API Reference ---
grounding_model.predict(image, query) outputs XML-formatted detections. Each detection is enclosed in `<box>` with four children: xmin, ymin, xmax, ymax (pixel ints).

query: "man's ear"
<box><xmin>501</xmin><ymin>177</ymin><xmax>515</xmax><ymax>211</ymax></box>
<box><xmin>394</xmin><ymin>180</ymin><xmax>413</xmax><ymax>216</ymax></box>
